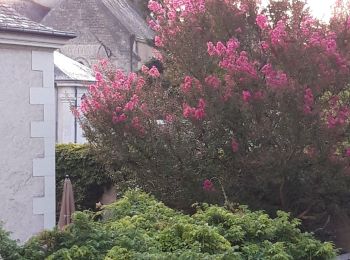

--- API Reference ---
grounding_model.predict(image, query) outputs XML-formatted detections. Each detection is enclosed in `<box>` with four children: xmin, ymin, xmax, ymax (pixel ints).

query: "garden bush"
<box><xmin>78</xmin><ymin>0</ymin><xmax>350</xmax><ymax>244</ymax></box>
<box><xmin>1</xmin><ymin>190</ymin><xmax>336</xmax><ymax>259</ymax></box>
<box><xmin>0</xmin><ymin>224</ymin><xmax>22</xmax><ymax>260</ymax></box>
<box><xmin>56</xmin><ymin>144</ymin><xmax>115</xmax><ymax>214</ymax></box>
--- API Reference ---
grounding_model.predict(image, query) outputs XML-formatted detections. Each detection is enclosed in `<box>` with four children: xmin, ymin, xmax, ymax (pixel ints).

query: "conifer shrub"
<box><xmin>13</xmin><ymin>190</ymin><xmax>336</xmax><ymax>259</ymax></box>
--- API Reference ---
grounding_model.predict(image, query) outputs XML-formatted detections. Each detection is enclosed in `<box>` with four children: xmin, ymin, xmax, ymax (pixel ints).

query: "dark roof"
<box><xmin>0</xmin><ymin>4</ymin><xmax>75</xmax><ymax>38</ymax></box>
<box><xmin>101</xmin><ymin>0</ymin><xmax>154</xmax><ymax>40</ymax></box>
<box><xmin>0</xmin><ymin>0</ymin><xmax>49</xmax><ymax>22</ymax></box>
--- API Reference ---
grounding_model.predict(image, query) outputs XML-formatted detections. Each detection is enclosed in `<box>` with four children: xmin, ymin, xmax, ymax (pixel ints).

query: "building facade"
<box><xmin>0</xmin><ymin>4</ymin><xmax>74</xmax><ymax>241</ymax></box>
<box><xmin>54</xmin><ymin>51</ymin><xmax>95</xmax><ymax>144</ymax></box>
<box><xmin>41</xmin><ymin>0</ymin><xmax>154</xmax><ymax>71</ymax></box>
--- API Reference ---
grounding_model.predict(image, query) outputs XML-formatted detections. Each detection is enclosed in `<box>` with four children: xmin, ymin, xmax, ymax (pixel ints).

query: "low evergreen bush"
<box><xmin>1</xmin><ymin>190</ymin><xmax>334</xmax><ymax>259</ymax></box>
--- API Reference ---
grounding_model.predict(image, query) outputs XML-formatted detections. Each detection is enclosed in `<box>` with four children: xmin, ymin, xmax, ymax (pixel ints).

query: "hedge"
<box><xmin>56</xmin><ymin>144</ymin><xmax>114</xmax><ymax>215</ymax></box>
<box><xmin>1</xmin><ymin>190</ymin><xmax>336</xmax><ymax>259</ymax></box>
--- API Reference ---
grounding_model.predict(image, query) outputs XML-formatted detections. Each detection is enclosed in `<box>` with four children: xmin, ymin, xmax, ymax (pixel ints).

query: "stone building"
<box><xmin>1</xmin><ymin>0</ymin><xmax>154</xmax><ymax>145</ymax></box>
<box><xmin>54</xmin><ymin>51</ymin><xmax>95</xmax><ymax>144</ymax></box>
<box><xmin>0</xmin><ymin>0</ymin><xmax>50</xmax><ymax>22</ymax></box>
<box><xmin>41</xmin><ymin>0</ymin><xmax>154</xmax><ymax>70</ymax></box>
<box><xmin>0</xmin><ymin>4</ymin><xmax>74</xmax><ymax>241</ymax></box>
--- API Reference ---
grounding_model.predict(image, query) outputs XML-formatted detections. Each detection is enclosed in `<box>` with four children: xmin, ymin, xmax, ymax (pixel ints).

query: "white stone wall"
<box><xmin>56</xmin><ymin>85</ymin><xmax>87</xmax><ymax>144</ymax></box>
<box><xmin>0</xmin><ymin>45</ymin><xmax>55</xmax><ymax>242</ymax></box>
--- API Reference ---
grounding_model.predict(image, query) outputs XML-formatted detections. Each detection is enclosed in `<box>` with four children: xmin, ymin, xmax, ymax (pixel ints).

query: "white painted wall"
<box><xmin>56</xmin><ymin>85</ymin><xmax>87</xmax><ymax>144</ymax></box>
<box><xmin>0</xmin><ymin>45</ymin><xmax>56</xmax><ymax>241</ymax></box>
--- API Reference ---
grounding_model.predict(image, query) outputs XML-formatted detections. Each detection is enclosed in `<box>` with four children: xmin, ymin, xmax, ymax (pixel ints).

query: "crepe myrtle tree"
<box><xmin>79</xmin><ymin>0</ymin><xmax>350</xmax><ymax>238</ymax></box>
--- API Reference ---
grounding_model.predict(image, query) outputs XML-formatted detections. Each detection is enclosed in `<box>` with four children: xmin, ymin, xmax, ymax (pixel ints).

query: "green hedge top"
<box><xmin>15</xmin><ymin>190</ymin><xmax>336</xmax><ymax>259</ymax></box>
<box><xmin>56</xmin><ymin>144</ymin><xmax>114</xmax><ymax>213</ymax></box>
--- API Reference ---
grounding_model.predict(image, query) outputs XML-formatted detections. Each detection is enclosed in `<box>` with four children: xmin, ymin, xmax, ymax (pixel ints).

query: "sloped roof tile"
<box><xmin>0</xmin><ymin>4</ymin><xmax>75</xmax><ymax>38</ymax></box>
<box><xmin>102</xmin><ymin>0</ymin><xmax>153</xmax><ymax>40</ymax></box>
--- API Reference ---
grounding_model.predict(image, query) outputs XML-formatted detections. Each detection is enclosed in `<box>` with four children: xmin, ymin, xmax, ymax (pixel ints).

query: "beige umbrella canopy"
<box><xmin>58</xmin><ymin>175</ymin><xmax>75</xmax><ymax>230</ymax></box>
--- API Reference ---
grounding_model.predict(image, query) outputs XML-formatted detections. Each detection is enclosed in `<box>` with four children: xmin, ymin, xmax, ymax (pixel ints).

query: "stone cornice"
<box><xmin>0</xmin><ymin>32</ymin><xmax>72</xmax><ymax>49</ymax></box>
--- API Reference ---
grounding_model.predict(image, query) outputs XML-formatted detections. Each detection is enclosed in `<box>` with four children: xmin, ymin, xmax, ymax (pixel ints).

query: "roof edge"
<box><xmin>0</xmin><ymin>31</ymin><xmax>75</xmax><ymax>49</ymax></box>
<box><xmin>0</xmin><ymin>26</ymin><xmax>76</xmax><ymax>39</ymax></box>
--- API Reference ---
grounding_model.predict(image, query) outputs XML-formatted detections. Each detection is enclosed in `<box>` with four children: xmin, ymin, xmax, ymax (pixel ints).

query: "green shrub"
<box><xmin>17</xmin><ymin>190</ymin><xmax>336</xmax><ymax>259</ymax></box>
<box><xmin>56</xmin><ymin>144</ymin><xmax>114</xmax><ymax>215</ymax></box>
<box><xmin>0</xmin><ymin>224</ymin><xmax>22</xmax><ymax>260</ymax></box>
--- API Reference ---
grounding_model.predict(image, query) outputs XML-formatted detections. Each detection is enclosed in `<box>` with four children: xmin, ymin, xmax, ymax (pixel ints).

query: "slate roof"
<box><xmin>101</xmin><ymin>0</ymin><xmax>154</xmax><ymax>40</ymax></box>
<box><xmin>0</xmin><ymin>0</ymin><xmax>49</xmax><ymax>22</ymax></box>
<box><xmin>54</xmin><ymin>51</ymin><xmax>95</xmax><ymax>82</ymax></box>
<box><xmin>0</xmin><ymin>4</ymin><xmax>75</xmax><ymax>38</ymax></box>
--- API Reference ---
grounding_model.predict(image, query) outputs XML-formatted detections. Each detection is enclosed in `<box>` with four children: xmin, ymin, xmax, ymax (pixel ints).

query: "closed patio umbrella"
<box><xmin>58</xmin><ymin>175</ymin><xmax>75</xmax><ymax>230</ymax></box>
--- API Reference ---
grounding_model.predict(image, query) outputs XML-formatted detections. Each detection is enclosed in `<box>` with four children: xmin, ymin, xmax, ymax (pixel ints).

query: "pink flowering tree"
<box><xmin>80</xmin><ymin>0</ymin><xmax>350</xmax><ymax>240</ymax></box>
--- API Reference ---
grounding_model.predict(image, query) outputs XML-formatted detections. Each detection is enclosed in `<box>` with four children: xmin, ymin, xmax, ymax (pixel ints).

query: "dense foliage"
<box><xmin>1</xmin><ymin>190</ymin><xmax>336</xmax><ymax>259</ymax></box>
<box><xmin>0</xmin><ymin>224</ymin><xmax>22</xmax><ymax>260</ymax></box>
<box><xmin>78</xmin><ymin>0</ymin><xmax>350</xmax><ymax>243</ymax></box>
<box><xmin>56</xmin><ymin>144</ymin><xmax>114</xmax><ymax>215</ymax></box>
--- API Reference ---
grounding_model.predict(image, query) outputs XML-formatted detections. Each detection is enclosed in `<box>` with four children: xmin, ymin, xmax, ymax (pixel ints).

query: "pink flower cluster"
<box><xmin>80</xmin><ymin>63</ymin><xmax>150</xmax><ymax>135</ymax></box>
<box><xmin>270</xmin><ymin>20</ymin><xmax>287</xmax><ymax>46</ymax></box>
<box><xmin>183</xmin><ymin>98</ymin><xmax>206</xmax><ymax>120</ymax></box>
<box><xmin>325</xmin><ymin>96</ymin><xmax>350</xmax><ymax>128</ymax></box>
<box><xmin>261</xmin><ymin>64</ymin><xmax>288</xmax><ymax>89</ymax></box>
<box><xmin>148</xmin><ymin>0</ymin><xmax>164</xmax><ymax>15</ymax></box>
<box><xmin>181</xmin><ymin>76</ymin><xmax>202</xmax><ymax>93</ymax></box>
<box><xmin>205</xmin><ymin>75</ymin><xmax>221</xmax><ymax>89</ymax></box>
<box><xmin>256</xmin><ymin>14</ymin><xmax>268</xmax><ymax>30</ymax></box>
<box><xmin>203</xmin><ymin>179</ymin><xmax>214</xmax><ymax>191</ymax></box>
<box><xmin>303</xmin><ymin>88</ymin><xmax>314</xmax><ymax>114</ymax></box>
<box><xmin>124</xmin><ymin>94</ymin><xmax>139</xmax><ymax>112</ymax></box>
<box><xmin>207</xmin><ymin>38</ymin><xmax>240</xmax><ymax>56</ymax></box>
<box><xmin>242</xmin><ymin>90</ymin><xmax>252</xmax><ymax>103</ymax></box>
<box><xmin>326</xmin><ymin>107</ymin><xmax>350</xmax><ymax>128</ymax></box>
<box><xmin>141</xmin><ymin>65</ymin><xmax>161</xmax><ymax>78</ymax></box>
<box><xmin>231</xmin><ymin>138</ymin><xmax>239</xmax><ymax>152</ymax></box>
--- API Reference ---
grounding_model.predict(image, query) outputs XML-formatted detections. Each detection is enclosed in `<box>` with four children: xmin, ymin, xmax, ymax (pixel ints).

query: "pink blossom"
<box><xmin>99</xmin><ymin>59</ymin><xmax>108</xmax><ymax>68</ymax></box>
<box><xmin>153</xmin><ymin>50</ymin><xmax>163</xmax><ymax>61</ymax></box>
<box><xmin>203</xmin><ymin>179</ymin><xmax>214</xmax><ymax>191</ymax></box>
<box><xmin>215</xmin><ymin>42</ymin><xmax>227</xmax><ymax>56</ymax></box>
<box><xmin>141</xmin><ymin>65</ymin><xmax>149</xmax><ymax>74</ymax></box>
<box><xmin>136</xmin><ymin>77</ymin><xmax>146</xmax><ymax>91</ymax></box>
<box><xmin>148</xmin><ymin>0</ymin><xmax>164</xmax><ymax>15</ymax></box>
<box><xmin>256</xmin><ymin>14</ymin><xmax>268</xmax><ymax>30</ymax></box>
<box><xmin>254</xmin><ymin>91</ymin><xmax>264</xmax><ymax>100</ymax></box>
<box><xmin>183</xmin><ymin>99</ymin><xmax>206</xmax><ymax>120</ymax></box>
<box><xmin>205</xmin><ymin>75</ymin><xmax>220</xmax><ymax>89</ymax></box>
<box><xmin>347</xmin><ymin>17</ymin><xmax>350</xmax><ymax>29</ymax></box>
<box><xmin>148</xmin><ymin>20</ymin><xmax>160</xmax><ymax>31</ymax></box>
<box><xmin>165</xmin><ymin>114</ymin><xmax>175</xmax><ymax>122</ymax></box>
<box><xmin>181</xmin><ymin>76</ymin><xmax>193</xmax><ymax>93</ymax></box>
<box><xmin>226</xmin><ymin>38</ymin><xmax>240</xmax><ymax>53</ymax></box>
<box><xmin>155</xmin><ymin>36</ymin><xmax>164</xmax><ymax>47</ymax></box>
<box><xmin>261</xmin><ymin>64</ymin><xmax>287</xmax><ymax>88</ymax></box>
<box><xmin>148</xmin><ymin>66</ymin><xmax>161</xmax><ymax>78</ymax></box>
<box><xmin>346</xmin><ymin>148</ymin><xmax>350</xmax><ymax>157</ymax></box>
<box><xmin>235</xmin><ymin>27</ymin><xmax>242</xmax><ymax>33</ymax></box>
<box><xmin>95</xmin><ymin>72</ymin><xmax>103</xmax><ymax>82</ymax></box>
<box><xmin>231</xmin><ymin>138</ymin><xmax>239</xmax><ymax>153</ymax></box>
<box><xmin>194</xmin><ymin>108</ymin><xmax>205</xmax><ymax>120</ymax></box>
<box><xmin>260</xmin><ymin>41</ymin><xmax>269</xmax><ymax>51</ymax></box>
<box><xmin>124</xmin><ymin>94</ymin><xmax>139</xmax><ymax>111</ymax></box>
<box><xmin>303</xmin><ymin>88</ymin><xmax>314</xmax><ymax>114</ymax></box>
<box><xmin>113</xmin><ymin>113</ymin><xmax>127</xmax><ymax>123</ymax></box>
<box><xmin>242</xmin><ymin>90</ymin><xmax>252</xmax><ymax>103</ymax></box>
<box><xmin>183</xmin><ymin>103</ymin><xmax>195</xmax><ymax>118</ymax></box>
<box><xmin>167</xmin><ymin>10</ymin><xmax>177</xmax><ymax>21</ymax></box>
<box><xmin>194</xmin><ymin>99</ymin><xmax>206</xmax><ymax>120</ymax></box>
<box><xmin>270</xmin><ymin>20</ymin><xmax>287</xmax><ymax>46</ymax></box>
<box><xmin>207</xmin><ymin>42</ymin><xmax>216</xmax><ymax>56</ymax></box>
